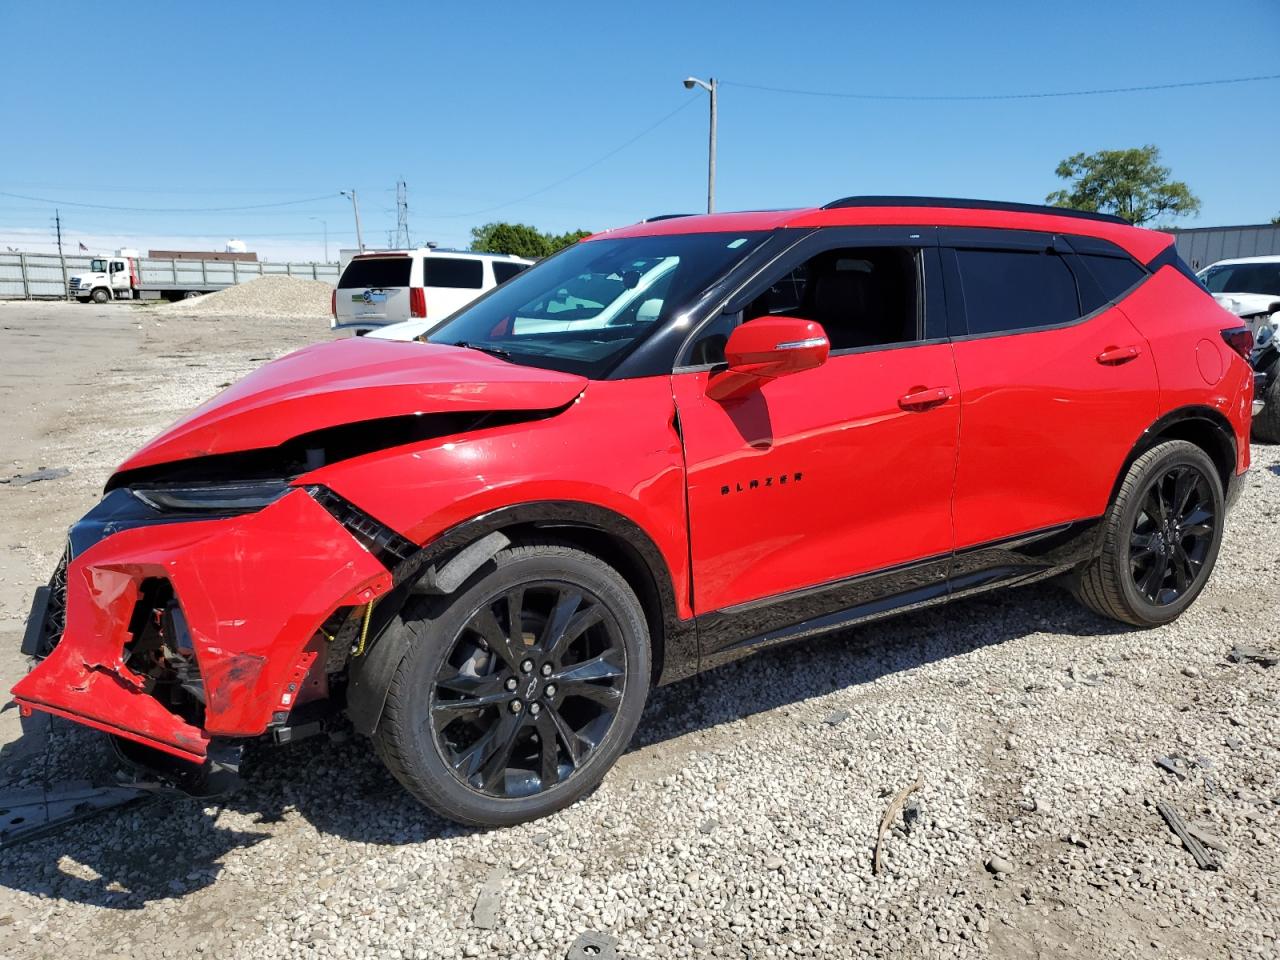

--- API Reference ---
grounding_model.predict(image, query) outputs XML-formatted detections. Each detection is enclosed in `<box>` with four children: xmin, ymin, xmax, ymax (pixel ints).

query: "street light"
<box><xmin>683</xmin><ymin>76</ymin><xmax>717</xmax><ymax>214</ymax></box>
<box><xmin>309</xmin><ymin>217</ymin><xmax>328</xmax><ymax>262</ymax></box>
<box><xmin>340</xmin><ymin>189</ymin><xmax>365</xmax><ymax>252</ymax></box>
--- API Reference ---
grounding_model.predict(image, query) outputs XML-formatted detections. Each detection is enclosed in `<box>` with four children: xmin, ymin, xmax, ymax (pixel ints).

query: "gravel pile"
<box><xmin>156</xmin><ymin>274</ymin><xmax>333</xmax><ymax>318</ymax></box>
<box><xmin>0</xmin><ymin>307</ymin><xmax>1277</xmax><ymax>960</ymax></box>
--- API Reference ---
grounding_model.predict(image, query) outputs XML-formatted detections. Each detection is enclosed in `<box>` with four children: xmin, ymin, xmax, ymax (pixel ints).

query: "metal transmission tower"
<box><xmin>394</xmin><ymin>179</ymin><xmax>410</xmax><ymax>249</ymax></box>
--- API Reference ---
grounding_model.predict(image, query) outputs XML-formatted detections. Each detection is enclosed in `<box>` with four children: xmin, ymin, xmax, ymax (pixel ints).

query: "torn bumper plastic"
<box><xmin>11</xmin><ymin>487</ymin><xmax>392</xmax><ymax>763</ymax></box>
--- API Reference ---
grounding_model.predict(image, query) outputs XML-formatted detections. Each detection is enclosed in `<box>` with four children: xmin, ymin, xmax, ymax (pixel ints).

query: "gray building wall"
<box><xmin>1166</xmin><ymin>224</ymin><xmax>1280</xmax><ymax>271</ymax></box>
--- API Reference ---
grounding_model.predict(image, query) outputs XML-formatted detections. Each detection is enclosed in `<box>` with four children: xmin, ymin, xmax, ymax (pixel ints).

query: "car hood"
<box><xmin>116</xmin><ymin>338</ymin><xmax>587</xmax><ymax>473</ymax></box>
<box><xmin>1212</xmin><ymin>291</ymin><xmax>1280</xmax><ymax>318</ymax></box>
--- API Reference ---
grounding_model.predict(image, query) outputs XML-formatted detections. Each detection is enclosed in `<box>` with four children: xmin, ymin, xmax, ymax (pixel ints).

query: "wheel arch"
<box><xmin>1109</xmin><ymin>406</ymin><xmax>1237</xmax><ymax>507</ymax></box>
<box><xmin>346</xmin><ymin>500</ymin><xmax>695</xmax><ymax>737</ymax></box>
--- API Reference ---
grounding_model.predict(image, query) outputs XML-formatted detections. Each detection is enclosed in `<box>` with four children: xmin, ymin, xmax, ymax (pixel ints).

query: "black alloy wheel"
<box><xmin>373</xmin><ymin>541</ymin><xmax>650</xmax><ymax>826</ymax></box>
<box><xmin>1072</xmin><ymin>439</ymin><xmax>1224</xmax><ymax>627</ymax></box>
<box><xmin>1127</xmin><ymin>465</ymin><xmax>1217</xmax><ymax>605</ymax></box>
<box><xmin>430</xmin><ymin>582</ymin><xmax>626</xmax><ymax>799</ymax></box>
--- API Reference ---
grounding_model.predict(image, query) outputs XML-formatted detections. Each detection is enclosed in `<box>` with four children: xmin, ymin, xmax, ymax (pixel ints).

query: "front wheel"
<box><xmin>1073</xmin><ymin>439</ymin><xmax>1224</xmax><ymax>627</ymax></box>
<box><xmin>374</xmin><ymin>541</ymin><xmax>651</xmax><ymax>826</ymax></box>
<box><xmin>90</xmin><ymin>287</ymin><xmax>111</xmax><ymax>304</ymax></box>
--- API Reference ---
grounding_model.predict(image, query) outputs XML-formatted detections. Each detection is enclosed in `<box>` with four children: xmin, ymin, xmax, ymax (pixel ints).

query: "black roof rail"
<box><xmin>643</xmin><ymin>213</ymin><xmax>695</xmax><ymax>222</ymax></box>
<box><xmin>820</xmin><ymin>195</ymin><xmax>1130</xmax><ymax>226</ymax></box>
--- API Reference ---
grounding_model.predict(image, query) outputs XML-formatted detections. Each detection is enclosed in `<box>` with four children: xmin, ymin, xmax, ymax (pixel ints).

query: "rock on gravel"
<box><xmin>156</xmin><ymin>274</ymin><xmax>333</xmax><ymax>318</ymax></box>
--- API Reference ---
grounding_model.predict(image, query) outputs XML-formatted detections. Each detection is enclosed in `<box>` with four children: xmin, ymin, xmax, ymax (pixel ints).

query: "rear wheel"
<box><xmin>374</xmin><ymin>541</ymin><xmax>650</xmax><ymax>826</ymax></box>
<box><xmin>182</xmin><ymin>290</ymin><xmax>202</xmax><ymax>300</ymax></box>
<box><xmin>1073</xmin><ymin>440</ymin><xmax>1224</xmax><ymax>626</ymax></box>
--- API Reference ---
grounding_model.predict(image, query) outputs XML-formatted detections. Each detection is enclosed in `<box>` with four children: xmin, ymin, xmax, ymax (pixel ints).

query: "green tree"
<box><xmin>1271</xmin><ymin>213</ymin><xmax>1280</xmax><ymax>225</ymax></box>
<box><xmin>470</xmin><ymin>222</ymin><xmax>591</xmax><ymax>259</ymax></box>
<box><xmin>1046</xmin><ymin>145</ymin><xmax>1200</xmax><ymax>226</ymax></box>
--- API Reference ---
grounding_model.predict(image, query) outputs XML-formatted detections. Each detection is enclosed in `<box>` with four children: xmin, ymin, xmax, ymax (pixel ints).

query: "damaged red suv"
<box><xmin>15</xmin><ymin>197</ymin><xmax>1256</xmax><ymax>826</ymax></box>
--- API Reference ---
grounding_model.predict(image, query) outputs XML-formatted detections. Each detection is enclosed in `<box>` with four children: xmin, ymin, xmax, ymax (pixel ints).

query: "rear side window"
<box><xmin>425</xmin><ymin>258</ymin><xmax>484</xmax><ymax>289</ymax></box>
<box><xmin>1075</xmin><ymin>254</ymin><xmax>1147</xmax><ymax>314</ymax></box>
<box><xmin>492</xmin><ymin>261</ymin><xmax>527</xmax><ymax>284</ymax></box>
<box><xmin>954</xmin><ymin>249</ymin><xmax>1079</xmax><ymax>335</ymax></box>
<box><xmin>338</xmin><ymin>257</ymin><xmax>411</xmax><ymax>289</ymax></box>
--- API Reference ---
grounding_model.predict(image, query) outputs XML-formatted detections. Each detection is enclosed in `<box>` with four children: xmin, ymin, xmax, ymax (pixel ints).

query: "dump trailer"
<box><xmin>62</xmin><ymin>252</ymin><xmax>338</xmax><ymax>303</ymax></box>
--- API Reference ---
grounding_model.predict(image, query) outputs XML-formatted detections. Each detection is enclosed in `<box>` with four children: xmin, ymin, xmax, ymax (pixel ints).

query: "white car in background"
<box><xmin>332</xmin><ymin>248</ymin><xmax>532</xmax><ymax>336</ymax></box>
<box><xmin>1197</xmin><ymin>255</ymin><xmax>1280</xmax><ymax>348</ymax></box>
<box><xmin>368</xmin><ymin>255</ymin><xmax>678</xmax><ymax>342</ymax></box>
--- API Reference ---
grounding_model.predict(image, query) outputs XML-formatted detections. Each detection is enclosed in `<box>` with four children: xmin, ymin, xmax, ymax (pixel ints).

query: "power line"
<box><xmin>720</xmin><ymin>72</ymin><xmax>1280</xmax><ymax>102</ymax></box>
<box><xmin>0</xmin><ymin>190</ymin><xmax>341</xmax><ymax>213</ymax></box>
<box><xmin>428</xmin><ymin>97</ymin><xmax>699</xmax><ymax>219</ymax></box>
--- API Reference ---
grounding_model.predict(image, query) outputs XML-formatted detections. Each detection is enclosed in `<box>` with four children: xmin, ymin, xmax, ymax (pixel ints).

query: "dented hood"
<box><xmin>117</xmin><ymin>338</ymin><xmax>587</xmax><ymax>473</ymax></box>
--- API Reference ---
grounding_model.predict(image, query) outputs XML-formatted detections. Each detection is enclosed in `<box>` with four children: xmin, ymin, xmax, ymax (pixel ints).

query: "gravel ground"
<box><xmin>155</xmin><ymin>275</ymin><xmax>334</xmax><ymax>318</ymax></box>
<box><xmin>0</xmin><ymin>301</ymin><xmax>1277</xmax><ymax>960</ymax></box>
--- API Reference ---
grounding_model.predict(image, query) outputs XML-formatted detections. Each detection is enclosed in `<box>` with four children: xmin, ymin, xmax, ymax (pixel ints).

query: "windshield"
<box><xmin>428</xmin><ymin>232</ymin><xmax>765</xmax><ymax>376</ymax></box>
<box><xmin>90</xmin><ymin>258</ymin><xmax>106</xmax><ymax>272</ymax></box>
<box><xmin>1199</xmin><ymin>263</ymin><xmax>1280</xmax><ymax>296</ymax></box>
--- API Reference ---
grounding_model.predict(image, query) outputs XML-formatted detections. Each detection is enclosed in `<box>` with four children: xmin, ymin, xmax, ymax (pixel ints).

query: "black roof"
<box><xmin>821</xmin><ymin>195</ymin><xmax>1129</xmax><ymax>226</ymax></box>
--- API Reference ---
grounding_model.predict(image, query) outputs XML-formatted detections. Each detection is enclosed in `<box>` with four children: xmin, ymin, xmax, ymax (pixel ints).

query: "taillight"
<box><xmin>409</xmin><ymin>287</ymin><xmax>426</xmax><ymax>319</ymax></box>
<box><xmin>1221</xmin><ymin>326</ymin><xmax>1253</xmax><ymax>360</ymax></box>
<box><xmin>330</xmin><ymin>289</ymin><xmax>336</xmax><ymax>318</ymax></box>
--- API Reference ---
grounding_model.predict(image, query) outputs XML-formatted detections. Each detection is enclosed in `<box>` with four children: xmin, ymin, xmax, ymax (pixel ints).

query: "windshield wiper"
<box><xmin>450</xmin><ymin>340</ymin><xmax>513</xmax><ymax>361</ymax></box>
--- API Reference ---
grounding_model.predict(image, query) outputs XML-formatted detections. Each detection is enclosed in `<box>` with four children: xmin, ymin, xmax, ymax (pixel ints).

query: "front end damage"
<box><xmin>13</xmin><ymin>484</ymin><xmax>396</xmax><ymax>784</ymax></box>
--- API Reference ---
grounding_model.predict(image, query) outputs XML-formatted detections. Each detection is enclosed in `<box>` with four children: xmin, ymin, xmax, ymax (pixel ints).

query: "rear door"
<box><xmin>424</xmin><ymin>256</ymin><xmax>486</xmax><ymax>321</ymax></box>
<box><xmin>335</xmin><ymin>253</ymin><xmax>413</xmax><ymax>327</ymax></box>
<box><xmin>942</xmin><ymin>229</ymin><xmax>1159</xmax><ymax>550</ymax></box>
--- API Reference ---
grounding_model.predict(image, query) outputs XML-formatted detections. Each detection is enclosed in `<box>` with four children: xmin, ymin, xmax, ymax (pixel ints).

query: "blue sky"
<box><xmin>1</xmin><ymin>0</ymin><xmax>1277</xmax><ymax>260</ymax></box>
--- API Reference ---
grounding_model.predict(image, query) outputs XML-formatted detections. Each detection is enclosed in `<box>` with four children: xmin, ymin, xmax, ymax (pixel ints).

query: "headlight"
<box><xmin>131</xmin><ymin>479</ymin><xmax>292</xmax><ymax>514</ymax></box>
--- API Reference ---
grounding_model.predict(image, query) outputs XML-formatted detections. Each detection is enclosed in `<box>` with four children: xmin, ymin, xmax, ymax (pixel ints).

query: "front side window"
<box><xmin>428</xmin><ymin>232</ymin><xmax>765</xmax><ymax>377</ymax></box>
<box><xmin>110</xmin><ymin>261</ymin><xmax>124</xmax><ymax>273</ymax></box>
<box><xmin>1199</xmin><ymin>263</ymin><xmax>1280</xmax><ymax>296</ymax></box>
<box><xmin>425</xmin><ymin>258</ymin><xmax>484</xmax><ymax>290</ymax></box>
<box><xmin>954</xmin><ymin>248</ymin><xmax>1079</xmax><ymax>335</ymax></box>
<box><xmin>686</xmin><ymin>245</ymin><xmax>921</xmax><ymax>364</ymax></box>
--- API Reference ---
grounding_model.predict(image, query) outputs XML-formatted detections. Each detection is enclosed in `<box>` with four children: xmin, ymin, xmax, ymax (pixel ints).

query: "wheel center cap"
<box><xmin>524</xmin><ymin>676</ymin><xmax>539</xmax><ymax>700</ymax></box>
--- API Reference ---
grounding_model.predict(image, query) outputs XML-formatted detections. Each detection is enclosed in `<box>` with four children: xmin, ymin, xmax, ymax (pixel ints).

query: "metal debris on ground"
<box><xmin>1154</xmin><ymin>754</ymin><xmax>1193</xmax><ymax>780</ymax></box>
<box><xmin>0</xmin><ymin>466</ymin><xmax>70</xmax><ymax>486</ymax></box>
<box><xmin>873</xmin><ymin>774</ymin><xmax>923</xmax><ymax>875</ymax></box>
<box><xmin>0</xmin><ymin>780</ymin><xmax>156</xmax><ymax>848</ymax></box>
<box><xmin>1227</xmin><ymin>645</ymin><xmax>1279</xmax><ymax>668</ymax></box>
<box><xmin>822</xmin><ymin>708</ymin><xmax>850</xmax><ymax>726</ymax></box>
<box><xmin>1155</xmin><ymin>800</ymin><xmax>1221</xmax><ymax>870</ymax></box>
<box><xmin>566</xmin><ymin>930</ymin><xmax>619</xmax><ymax>960</ymax></box>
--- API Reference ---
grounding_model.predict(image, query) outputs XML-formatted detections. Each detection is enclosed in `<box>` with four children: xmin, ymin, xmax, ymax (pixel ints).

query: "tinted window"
<box><xmin>425</xmin><ymin>258</ymin><xmax>484</xmax><ymax>289</ymax></box>
<box><xmin>1200</xmin><ymin>263</ymin><xmax>1280</xmax><ymax>296</ymax></box>
<box><xmin>492</xmin><ymin>261</ymin><xmax>527</xmax><ymax>284</ymax></box>
<box><xmin>428</xmin><ymin>232</ymin><xmax>765</xmax><ymax>377</ymax></box>
<box><xmin>954</xmin><ymin>249</ymin><xmax>1079</xmax><ymax>335</ymax></box>
<box><xmin>1075</xmin><ymin>254</ymin><xmax>1147</xmax><ymax>313</ymax></box>
<box><xmin>338</xmin><ymin>256</ymin><xmax>411</xmax><ymax>289</ymax></box>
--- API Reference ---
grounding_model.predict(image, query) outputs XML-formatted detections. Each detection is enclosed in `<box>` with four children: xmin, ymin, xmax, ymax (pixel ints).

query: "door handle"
<box><xmin>1096</xmin><ymin>344</ymin><xmax>1142</xmax><ymax>365</ymax></box>
<box><xmin>898</xmin><ymin>386</ymin><xmax>952</xmax><ymax>411</ymax></box>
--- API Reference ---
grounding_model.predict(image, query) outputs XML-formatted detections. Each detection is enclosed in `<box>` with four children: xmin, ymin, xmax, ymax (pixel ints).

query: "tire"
<box><xmin>1073</xmin><ymin>439</ymin><xmax>1224</xmax><ymax>627</ymax></box>
<box><xmin>90</xmin><ymin>287</ymin><xmax>111</xmax><ymax>304</ymax></box>
<box><xmin>374</xmin><ymin>540</ymin><xmax>651</xmax><ymax>826</ymax></box>
<box><xmin>1251</xmin><ymin>358</ymin><xmax>1280</xmax><ymax>443</ymax></box>
<box><xmin>182</xmin><ymin>290</ymin><xmax>202</xmax><ymax>300</ymax></box>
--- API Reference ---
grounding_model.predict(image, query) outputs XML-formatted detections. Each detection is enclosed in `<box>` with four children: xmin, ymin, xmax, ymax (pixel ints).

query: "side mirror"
<box><xmin>708</xmin><ymin>316</ymin><xmax>829</xmax><ymax>400</ymax></box>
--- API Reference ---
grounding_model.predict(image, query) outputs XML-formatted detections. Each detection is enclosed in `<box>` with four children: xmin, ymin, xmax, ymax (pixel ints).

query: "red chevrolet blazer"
<box><xmin>14</xmin><ymin>197</ymin><xmax>1256</xmax><ymax>826</ymax></box>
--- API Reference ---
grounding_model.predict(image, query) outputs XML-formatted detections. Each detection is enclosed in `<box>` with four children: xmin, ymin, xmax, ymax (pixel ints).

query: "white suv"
<box><xmin>331</xmin><ymin>249</ymin><xmax>532</xmax><ymax>336</ymax></box>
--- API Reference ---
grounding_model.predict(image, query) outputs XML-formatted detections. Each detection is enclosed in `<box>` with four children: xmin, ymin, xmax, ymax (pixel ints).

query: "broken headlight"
<box><xmin>131</xmin><ymin>479</ymin><xmax>292</xmax><ymax>515</ymax></box>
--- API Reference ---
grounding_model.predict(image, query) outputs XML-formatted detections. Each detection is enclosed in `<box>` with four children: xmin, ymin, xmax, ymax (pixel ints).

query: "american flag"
<box><xmin>78</xmin><ymin>242</ymin><xmax>88</xmax><ymax>252</ymax></box>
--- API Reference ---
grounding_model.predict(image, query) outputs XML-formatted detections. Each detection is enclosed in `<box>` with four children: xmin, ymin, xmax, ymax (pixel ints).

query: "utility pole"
<box><xmin>341</xmin><ymin>189</ymin><xmax>365</xmax><ymax>252</ymax></box>
<box><xmin>54</xmin><ymin>208</ymin><xmax>69</xmax><ymax>301</ymax></box>
<box><xmin>394</xmin><ymin>179</ymin><xmax>410</xmax><ymax>249</ymax></box>
<box><xmin>682</xmin><ymin>76</ymin><xmax>718</xmax><ymax>214</ymax></box>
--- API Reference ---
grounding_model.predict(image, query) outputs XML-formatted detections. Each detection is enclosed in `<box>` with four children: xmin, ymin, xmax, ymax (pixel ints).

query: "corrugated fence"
<box><xmin>1168</xmin><ymin>224</ymin><xmax>1280</xmax><ymax>271</ymax></box>
<box><xmin>0</xmin><ymin>252</ymin><xmax>339</xmax><ymax>299</ymax></box>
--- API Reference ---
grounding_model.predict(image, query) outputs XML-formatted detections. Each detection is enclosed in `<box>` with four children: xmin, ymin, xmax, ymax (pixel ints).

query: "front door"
<box><xmin>672</xmin><ymin>231</ymin><xmax>960</xmax><ymax>658</ymax></box>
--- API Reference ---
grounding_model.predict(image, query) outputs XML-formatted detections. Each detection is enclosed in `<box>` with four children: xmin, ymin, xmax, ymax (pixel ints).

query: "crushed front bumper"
<box><xmin>12</xmin><ymin>487</ymin><xmax>392</xmax><ymax>764</ymax></box>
